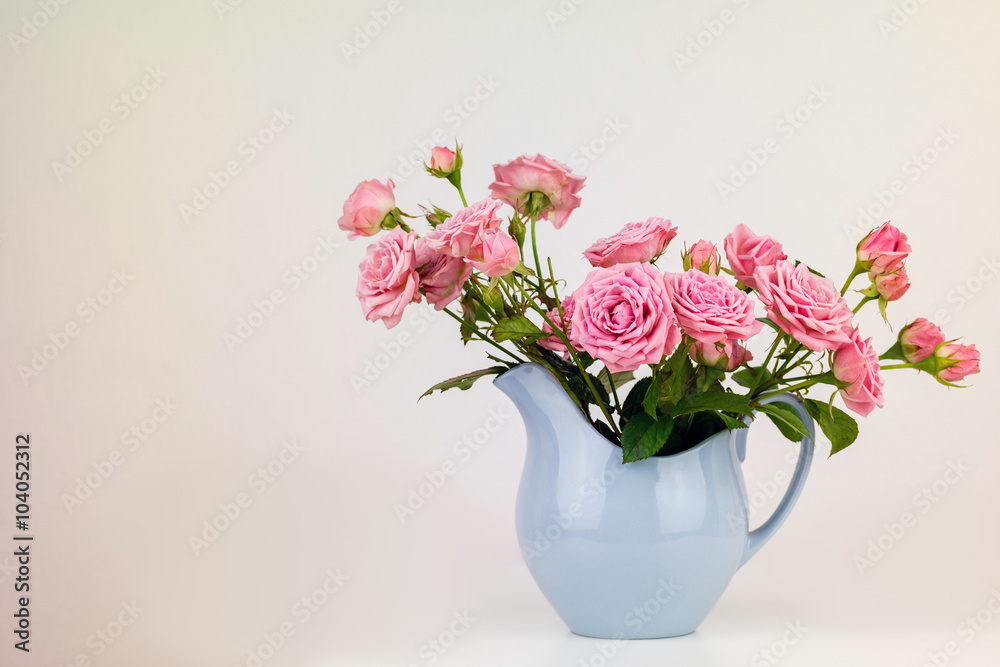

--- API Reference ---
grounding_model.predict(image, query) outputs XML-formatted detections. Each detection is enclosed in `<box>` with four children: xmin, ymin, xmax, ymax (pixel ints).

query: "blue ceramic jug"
<box><xmin>494</xmin><ymin>363</ymin><xmax>814</xmax><ymax>639</ymax></box>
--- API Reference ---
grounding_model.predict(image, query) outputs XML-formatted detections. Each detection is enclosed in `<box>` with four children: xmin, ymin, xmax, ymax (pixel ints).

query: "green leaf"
<box><xmin>474</xmin><ymin>302</ymin><xmax>493</xmax><ymax>322</ymax></box>
<box><xmin>622</xmin><ymin>414</ymin><xmax>675</xmax><ymax>463</ymax></box>
<box><xmin>662</xmin><ymin>344</ymin><xmax>694</xmax><ymax>400</ymax></box>
<box><xmin>756</xmin><ymin>317</ymin><xmax>783</xmax><ymax>333</ymax></box>
<box><xmin>621</xmin><ymin>376</ymin><xmax>653</xmax><ymax>420</ymax></box>
<box><xmin>600</xmin><ymin>369</ymin><xmax>634</xmax><ymax>396</ymax></box>
<box><xmin>643</xmin><ymin>373</ymin><xmax>664</xmax><ymax>418</ymax></box>
<box><xmin>731</xmin><ymin>367</ymin><xmax>770</xmax><ymax>389</ymax></box>
<box><xmin>536</xmin><ymin>348</ymin><xmax>598</xmax><ymax>412</ymax></box>
<box><xmin>594</xmin><ymin>420</ymin><xmax>619</xmax><ymax>443</ymax></box>
<box><xmin>459</xmin><ymin>290</ymin><xmax>478</xmax><ymax>344</ymax></box>
<box><xmin>493</xmin><ymin>315</ymin><xmax>545</xmax><ymax>343</ymax></box>
<box><xmin>586</xmin><ymin>371</ymin><xmax>611</xmax><ymax>406</ymax></box>
<box><xmin>718</xmin><ymin>413</ymin><xmax>750</xmax><ymax>431</ymax></box>
<box><xmin>512</xmin><ymin>261</ymin><xmax>536</xmax><ymax>278</ymax></box>
<box><xmin>798</xmin><ymin>263</ymin><xmax>827</xmax><ymax>279</ymax></box>
<box><xmin>482</xmin><ymin>279</ymin><xmax>504</xmax><ymax>310</ymax></box>
<box><xmin>420</xmin><ymin>367</ymin><xmax>505</xmax><ymax>400</ymax></box>
<box><xmin>805</xmin><ymin>399</ymin><xmax>859</xmax><ymax>456</ymax></box>
<box><xmin>758</xmin><ymin>403</ymin><xmax>811</xmax><ymax>442</ymax></box>
<box><xmin>679</xmin><ymin>411</ymin><xmax>728</xmax><ymax>452</ymax></box>
<box><xmin>672</xmin><ymin>391</ymin><xmax>754</xmax><ymax>417</ymax></box>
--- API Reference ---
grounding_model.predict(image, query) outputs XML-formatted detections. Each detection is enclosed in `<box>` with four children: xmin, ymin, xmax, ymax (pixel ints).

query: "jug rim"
<box><xmin>495</xmin><ymin>362</ymin><xmax>743</xmax><ymax>463</ymax></box>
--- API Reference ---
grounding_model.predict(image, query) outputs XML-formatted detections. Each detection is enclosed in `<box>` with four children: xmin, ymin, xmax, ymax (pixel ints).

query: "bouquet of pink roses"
<box><xmin>340</xmin><ymin>145</ymin><xmax>980</xmax><ymax>461</ymax></box>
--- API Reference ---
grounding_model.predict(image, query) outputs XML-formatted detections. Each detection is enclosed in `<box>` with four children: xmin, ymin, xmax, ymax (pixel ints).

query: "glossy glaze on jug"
<box><xmin>495</xmin><ymin>363</ymin><xmax>814</xmax><ymax>638</ymax></box>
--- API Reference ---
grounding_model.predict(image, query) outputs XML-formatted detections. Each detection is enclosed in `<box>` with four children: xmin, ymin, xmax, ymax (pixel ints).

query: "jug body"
<box><xmin>495</xmin><ymin>363</ymin><xmax>814</xmax><ymax>639</ymax></box>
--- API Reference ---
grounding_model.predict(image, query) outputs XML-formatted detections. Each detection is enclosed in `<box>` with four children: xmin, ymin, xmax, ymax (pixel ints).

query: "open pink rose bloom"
<box><xmin>339</xmin><ymin>148</ymin><xmax>980</xmax><ymax>461</ymax></box>
<box><xmin>568</xmin><ymin>263</ymin><xmax>682</xmax><ymax>373</ymax></box>
<box><xmin>489</xmin><ymin>154</ymin><xmax>585</xmax><ymax>229</ymax></box>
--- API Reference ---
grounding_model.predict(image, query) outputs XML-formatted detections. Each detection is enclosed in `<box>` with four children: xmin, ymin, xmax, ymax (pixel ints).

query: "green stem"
<box><xmin>749</xmin><ymin>336</ymin><xmax>784</xmax><ymax>395</ymax></box>
<box><xmin>880</xmin><ymin>363</ymin><xmax>917</xmax><ymax>371</ymax></box>
<box><xmin>773</xmin><ymin>343</ymin><xmax>806</xmax><ymax>378</ymax></box>
<box><xmin>602</xmin><ymin>367</ymin><xmax>623</xmax><ymax>414</ymax></box>
<box><xmin>547</xmin><ymin>257</ymin><xmax>561</xmax><ymax>304</ymax></box>
<box><xmin>841</xmin><ymin>261</ymin><xmax>865</xmax><ymax>296</ymax></box>
<box><xmin>529</xmin><ymin>213</ymin><xmax>546</xmax><ymax>293</ymax></box>
<box><xmin>495</xmin><ymin>277</ymin><xmax>523</xmax><ymax>313</ymax></box>
<box><xmin>853</xmin><ymin>295</ymin><xmax>875</xmax><ymax>314</ymax></box>
<box><xmin>456</xmin><ymin>180</ymin><xmax>468</xmax><ymax>208</ymax></box>
<box><xmin>441</xmin><ymin>307</ymin><xmax>523</xmax><ymax>364</ymax></box>
<box><xmin>757</xmin><ymin>377</ymin><xmax>823</xmax><ymax>401</ymax></box>
<box><xmin>514</xmin><ymin>281</ymin><xmax>620</xmax><ymax>436</ymax></box>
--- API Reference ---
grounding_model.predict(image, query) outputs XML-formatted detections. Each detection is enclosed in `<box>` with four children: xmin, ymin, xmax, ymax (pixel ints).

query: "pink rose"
<box><xmin>429</xmin><ymin>146</ymin><xmax>457</xmax><ymax>173</ymax></box>
<box><xmin>467</xmin><ymin>229</ymin><xmax>520</xmax><ymax>278</ymax></box>
<box><xmin>415</xmin><ymin>240</ymin><xmax>472</xmax><ymax>310</ymax></box>
<box><xmin>668</xmin><ymin>270</ymin><xmax>763</xmax><ymax>345</ymax></box>
<box><xmin>873</xmin><ymin>267</ymin><xmax>911</xmax><ymax>302</ymax></box>
<box><xmin>356</xmin><ymin>228</ymin><xmax>421</xmax><ymax>329</ymax></box>
<box><xmin>934</xmin><ymin>343</ymin><xmax>980</xmax><ymax>384</ymax></box>
<box><xmin>582</xmin><ymin>217</ymin><xmax>678</xmax><ymax>268</ymax></box>
<box><xmin>683</xmin><ymin>240</ymin><xmax>720</xmax><ymax>275</ymax></box>
<box><xmin>832</xmin><ymin>329</ymin><xmax>885</xmax><ymax>417</ymax></box>
<box><xmin>899</xmin><ymin>318</ymin><xmax>945</xmax><ymax>363</ymax></box>
<box><xmin>723</xmin><ymin>224</ymin><xmax>787</xmax><ymax>291</ymax></box>
<box><xmin>755</xmin><ymin>260</ymin><xmax>854</xmax><ymax>351</ymax></box>
<box><xmin>689</xmin><ymin>340</ymin><xmax>753</xmax><ymax>371</ymax></box>
<box><xmin>538</xmin><ymin>296</ymin><xmax>576</xmax><ymax>358</ymax></box>
<box><xmin>568</xmin><ymin>263</ymin><xmax>682</xmax><ymax>373</ymax></box>
<box><xmin>489</xmin><ymin>154</ymin><xmax>585</xmax><ymax>229</ymax></box>
<box><xmin>338</xmin><ymin>179</ymin><xmax>396</xmax><ymax>240</ymax></box>
<box><xmin>857</xmin><ymin>222</ymin><xmax>911</xmax><ymax>277</ymax></box>
<box><xmin>423</xmin><ymin>198</ymin><xmax>504</xmax><ymax>258</ymax></box>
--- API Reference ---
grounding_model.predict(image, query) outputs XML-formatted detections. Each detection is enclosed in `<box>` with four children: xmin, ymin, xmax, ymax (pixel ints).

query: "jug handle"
<box><xmin>738</xmin><ymin>393</ymin><xmax>815</xmax><ymax>569</ymax></box>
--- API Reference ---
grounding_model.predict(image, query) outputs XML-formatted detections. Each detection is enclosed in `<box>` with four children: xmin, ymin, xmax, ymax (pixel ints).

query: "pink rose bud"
<box><xmin>415</xmin><ymin>240</ymin><xmax>472</xmax><ymax>310</ymax></box>
<box><xmin>467</xmin><ymin>229</ymin><xmax>520</xmax><ymax>278</ymax></box>
<box><xmin>489</xmin><ymin>154</ymin><xmax>586</xmax><ymax>229</ymax></box>
<box><xmin>683</xmin><ymin>240</ymin><xmax>720</xmax><ymax>275</ymax></box>
<box><xmin>723</xmin><ymin>224</ymin><xmax>787</xmax><ymax>291</ymax></box>
<box><xmin>582</xmin><ymin>217</ymin><xmax>677</xmax><ymax>268</ymax></box>
<box><xmin>425</xmin><ymin>207</ymin><xmax>451</xmax><ymax>228</ymax></box>
<box><xmin>898</xmin><ymin>318</ymin><xmax>945</xmax><ymax>363</ymax></box>
<box><xmin>689</xmin><ymin>340</ymin><xmax>753</xmax><ymax>371</ymax></box>
<box><xmin>568</xmin><ymin>263</ymin><xmax>682</xmax><ymax>373</ymax></box>
<box><xmin>857</xmin><ymin>222</ymin><xmax>911</xmax><ymax>277</ymax></box>
<box><xmin>873</xmin><ymin>267</ymin><xmax>911</xmax><ymax>302</ymax></box>
<box><xmin>934</xmin><ymin>343</ymin><xmax>980</xmax><ymax>384</ymax></box>
<box><xmin>429</xmin><ymin>146</ymin><xmax>458</xmax><ymax>174</ymax></box>
<box><xmin>338</xmin><ymin>179</ymin><xmax>396</xmax><ymax>240</ymax></box>
<box><xmin>538</xmin><ymin>296</ymin><xmax>576</xmax><ymax>358</ymax></box>
<box><xmin>356</xmin><ymin>228</ymin><xmax>421</xmax><ymax>329</ymax></box>
<box><xmin>832</xmin><ymin>329</ymin><xmax>885</xmax><ymax>417</ymax></box>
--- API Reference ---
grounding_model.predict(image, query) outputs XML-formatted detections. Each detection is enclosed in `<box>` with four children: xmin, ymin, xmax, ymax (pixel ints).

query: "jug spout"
<box><xmin>493</xmin><ymin>363</ymin><xmax>594</xmax><ymax>449</ymax></box>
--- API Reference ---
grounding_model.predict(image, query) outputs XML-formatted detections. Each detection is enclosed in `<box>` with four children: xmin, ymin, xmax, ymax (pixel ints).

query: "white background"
<box><xmin>1</xmin><ymin>0</ymin><xmax>998</xmax><ymax>665</ymax></box>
